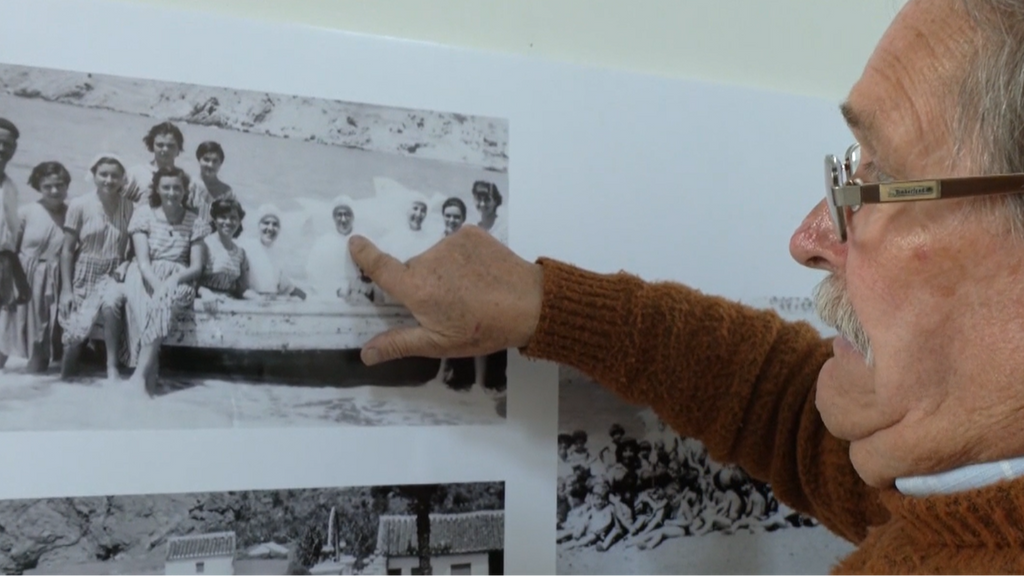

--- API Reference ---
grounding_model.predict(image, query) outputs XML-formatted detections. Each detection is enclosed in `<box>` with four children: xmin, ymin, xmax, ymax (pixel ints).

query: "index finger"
<box><xmin>348</xmin><ymin>235</ymin><xmax>409</xmax><ymax>299</ymax></box>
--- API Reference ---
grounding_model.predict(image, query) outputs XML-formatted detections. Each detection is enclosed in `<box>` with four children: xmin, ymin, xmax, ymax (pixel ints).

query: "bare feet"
<box><xmin>129</xmin><ymin>374</ymin><xmax>159</xmax><ymax>398</ymax></box>
<box><xmin>60</xmin><ymin>341</ymin><xmax>82</xmax><ymax>381</ymax></box>
<box><xmin>145</xmin><ymin>379</ymin><xmax>159</xmax><ymax>398</ymax></box>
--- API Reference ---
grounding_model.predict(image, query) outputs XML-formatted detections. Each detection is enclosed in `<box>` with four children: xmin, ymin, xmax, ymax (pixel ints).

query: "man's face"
<box><xmin>790</xmin><ymin>0</ymin><xmax>1024</xmax><ymax>487</ymax></box>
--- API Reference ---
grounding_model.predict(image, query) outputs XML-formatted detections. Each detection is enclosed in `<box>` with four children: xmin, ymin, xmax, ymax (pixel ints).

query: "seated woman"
<box><xmin>197</xmin><ymin>197</ymin><xmax>257</xmax><ymax>300</ymax></box>
<box><xmin>103</xmin><ymin>166</ymin><xmax>206</xmax><ymax>396</ymax></box>
<box><xmin>235</xmin><ymin>203</ymin><xmax>305</xmax><ymax>300</ymax></box>
<box><xmin>306</xmin><ymin>195</ymin><xmax>371</xmax><ymax>302</ymax></box>
<box><xmin>436</xmin><ymin>196</ymin><xmax>503</xmax><ymax>393</ymax></box>
<box><xmin>0</xmin><ymin>161</ymin><xmax>70</xmax><ymax>372</ymax></box>
<box><xmin>59</xmin><ymin>154</ymin><xmax>135</xmax><ymax>380</ymax></box>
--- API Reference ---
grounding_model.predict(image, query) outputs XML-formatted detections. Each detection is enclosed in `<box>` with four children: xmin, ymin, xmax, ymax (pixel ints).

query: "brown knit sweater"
<box><xmin>521</xmin><ymin>258</ymin><xmax>1024</xmax><ymax>574</ymax></box>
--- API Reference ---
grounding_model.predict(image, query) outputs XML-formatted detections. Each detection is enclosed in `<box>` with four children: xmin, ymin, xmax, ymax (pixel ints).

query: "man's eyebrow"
<box><xmin>839</xmin><ymin>100</ymin><xmax>881</xmax><ymax>151</ymax></box>
<box><xmin>840</xmin><ymin>100</ymin><xmax>865</xmax><ymax>132</ymax></box>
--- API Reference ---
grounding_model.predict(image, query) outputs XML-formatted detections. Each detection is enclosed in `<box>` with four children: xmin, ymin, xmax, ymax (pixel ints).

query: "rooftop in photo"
<box><xmin>376</xmin><ymin>510</ymin><xmax>504</xmax><ymax>557</ymax></box>
<box><xmin>166</xmin><ymin>531</ymin><xmax>237</xmax><ymax>561</ymax></box>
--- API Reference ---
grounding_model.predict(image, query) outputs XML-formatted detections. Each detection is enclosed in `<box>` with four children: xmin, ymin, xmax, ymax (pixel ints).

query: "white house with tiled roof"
<box><xmin>375</xmin><ymin>510</ymin><xmax>504</xmax><ymax>575</ymax></box>
<box><xmin>164</xmin><ymin>531</ymin><xmax>237</xmax><ymax>575</ymax></box>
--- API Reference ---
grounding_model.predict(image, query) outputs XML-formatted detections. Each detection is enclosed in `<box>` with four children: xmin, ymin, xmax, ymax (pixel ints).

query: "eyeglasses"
<box><xmin>824</xmin><ymin>143</ymin><xmax>1024</xmax><ymax>242</ymax></box>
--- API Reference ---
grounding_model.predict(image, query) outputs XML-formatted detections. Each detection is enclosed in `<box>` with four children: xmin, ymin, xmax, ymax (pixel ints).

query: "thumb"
<box><xmin>361</xmin><ymin>325</ymin><xmax>439</xmax><ymax>365</ymax></box>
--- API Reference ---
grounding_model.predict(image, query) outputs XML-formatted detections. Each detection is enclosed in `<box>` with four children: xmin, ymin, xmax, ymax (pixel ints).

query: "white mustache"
<box><xmin>813</xmin><ymin>274</ymin><xmax>873</xmax><ymax>365</ymax></box>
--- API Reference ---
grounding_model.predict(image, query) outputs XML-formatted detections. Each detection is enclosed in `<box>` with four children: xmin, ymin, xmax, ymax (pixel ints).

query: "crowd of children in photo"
<box><xmin>556</xmin><ymin>408</ymin><xmax>818</xmax><ymax>553</ymax></box>
<box><xmin>0</xmin><ymin>116</ymin><xmax>508</xmax><ymax>397</ymax></box>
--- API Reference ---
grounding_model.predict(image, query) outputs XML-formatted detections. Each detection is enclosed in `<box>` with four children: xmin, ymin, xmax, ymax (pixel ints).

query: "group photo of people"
<box><xmin>556</xmin><ymin>413</ymin><xmax>817</xmax><ymax>551</ymax></box>
<box><xmin>0</xmin><ymin>61</ymin><xmax>510</xmax><ymax>431</ymax></box>
<box><xmin>0</xmin><ymin>116</ymin><xmax>507</xmax><ymax>396</ymax></box>
<box><xmin>556</xmin><ymin>367</ymin><xmax>826</xmax><ymax>574</ymax></box>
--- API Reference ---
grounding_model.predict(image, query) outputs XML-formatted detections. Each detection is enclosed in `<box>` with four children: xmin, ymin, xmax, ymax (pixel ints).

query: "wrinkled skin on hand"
<box><xmin>348</xmin><ymin>225</ymin><xmax>544</xmax><ymax>365</ymax></box>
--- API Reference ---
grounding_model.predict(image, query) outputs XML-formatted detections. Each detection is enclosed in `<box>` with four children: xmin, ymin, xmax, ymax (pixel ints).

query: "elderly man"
<box><xmin>347</xmin><ymin>0</ymin><xmax>1024</xmax><ymax>572</ymax></box>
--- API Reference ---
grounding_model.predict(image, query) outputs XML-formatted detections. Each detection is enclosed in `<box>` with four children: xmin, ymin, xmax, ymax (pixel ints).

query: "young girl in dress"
<box><xmin>105</xmin><ymin>166</ymin><xmax>206</xmax><ymax>396</ymax></box>
<box><xmin>197</xmin><ymin>197</ymin><xmax>257</xmax><ymax>300</ymax></box>
<box><xmin>59</xmin><ymin>154</ymin><xmax>134</xmax><ymax>380</ymax></box>
<box><xmin>0</xmin><ymin>161</ymin><xmax>70</xmax><ymax>372</ymax></box>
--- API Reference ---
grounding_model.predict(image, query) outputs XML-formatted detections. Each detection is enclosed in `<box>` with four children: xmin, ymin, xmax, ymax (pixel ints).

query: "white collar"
<box><xmin>895</xmin><ymin>455</ymin><xmax>1024</xmax><ymax>497</ymax></box>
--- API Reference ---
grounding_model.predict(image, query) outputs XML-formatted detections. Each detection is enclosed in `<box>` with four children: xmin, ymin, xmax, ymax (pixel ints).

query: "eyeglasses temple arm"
<box><xmin>855</xmin><ymin>174</ymin><xmax>1024</xmax><ymax>205</ymax></box>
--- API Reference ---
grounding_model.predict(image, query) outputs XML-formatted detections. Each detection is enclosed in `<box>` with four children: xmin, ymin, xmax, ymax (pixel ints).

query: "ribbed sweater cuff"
<box><xmin>520</xmin><ymin>257</ymin><xmax>642</xmax><ymax>373</ymax></box>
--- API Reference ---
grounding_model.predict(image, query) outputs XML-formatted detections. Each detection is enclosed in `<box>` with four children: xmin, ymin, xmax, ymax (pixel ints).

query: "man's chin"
<box><xmin>848</xmin><ymin>439</ymin><xmax>900</xmax><ymax>489</ymax></box>
<box><xmin>816</xmin><ymin>361</ymin><xmax>905</xmax><ymax>489</ymax></box>
<box><xmin>814</xmin><ymin>357</ymin><xmax>873</xmax><ymax>443</ymax></box>
<box><xmin>817</xmin><ymin>364</ymin><xmax>851</xmax><ymax>440</ymax></box>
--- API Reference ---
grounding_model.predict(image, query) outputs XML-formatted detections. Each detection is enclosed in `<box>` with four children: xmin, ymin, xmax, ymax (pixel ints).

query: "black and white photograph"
<box><xmin>0</xmin><ymin>480</ymin><xmax>505</xmax><ymax>575</ymax></box>
<box><xmin>0</xmin><ymin>62</ymin><xmax>510</xmax><ymax>431</ymax></box>
<box><xmin>555</xmin><ymin>365</ymin><xmax>854</xmax><ymax>574</ymax></box>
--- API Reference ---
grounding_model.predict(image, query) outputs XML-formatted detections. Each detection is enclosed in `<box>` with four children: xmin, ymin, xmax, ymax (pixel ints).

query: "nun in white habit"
<box><xmin>382</xmin><ymin>191</ymin><xmax>440</xmax><ymax>262</ymax></box>
<box><xmin>305</xmin><ymin>194</ymin><xmax>372</xmax><ymax>302</ymax></box>
<box><xmin>236</xmin><ymin>203</ymin><xmax>305</xmax><ymax>300</ymax></box>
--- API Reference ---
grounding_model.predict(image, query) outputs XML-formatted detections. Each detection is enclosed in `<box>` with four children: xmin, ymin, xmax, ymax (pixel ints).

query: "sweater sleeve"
<box><xmin>521</xmin><ymin>257</ymin><xmax>890</xmax><ymax>543</ymax></box>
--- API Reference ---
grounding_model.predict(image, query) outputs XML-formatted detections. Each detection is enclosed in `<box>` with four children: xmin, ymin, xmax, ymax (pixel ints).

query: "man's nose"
<box><xmin>789</xmin><ymin>199</ymin><xmax>846</xmax><ymax>273</ymax></box>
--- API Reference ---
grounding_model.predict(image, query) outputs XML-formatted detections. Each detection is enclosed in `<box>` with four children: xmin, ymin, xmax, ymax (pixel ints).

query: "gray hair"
<box><xmin>955</xmin><ymin>0</ymin><xmax>1024</xmax><ymax>232</ymax></box>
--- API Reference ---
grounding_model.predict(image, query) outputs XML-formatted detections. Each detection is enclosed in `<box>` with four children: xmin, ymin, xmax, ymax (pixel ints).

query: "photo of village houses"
<box><xmin>0</xmin><ymin>481</ymin><xmax>505</xmax><ymax>575</ymax></box>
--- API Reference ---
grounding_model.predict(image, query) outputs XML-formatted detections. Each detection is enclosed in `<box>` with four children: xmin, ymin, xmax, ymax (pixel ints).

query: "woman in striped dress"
<box><xmin>0</xmin><ymin>161</ymin><xmax>70</xmax><ymax>372</ymax></box>
<box><xmin>197</xmin><ymin>197</ymin><xmax>256</xmax><ymax>300</ymax></box>
<box><xmin>105</xmin><ymin>166</ymin><xmax>206</xmax><ymax>396</ymax></box>
<box><xmin>59</xmin><ymin>155</ymin><xmax>134</xmax><ymax>380</ymax></box>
